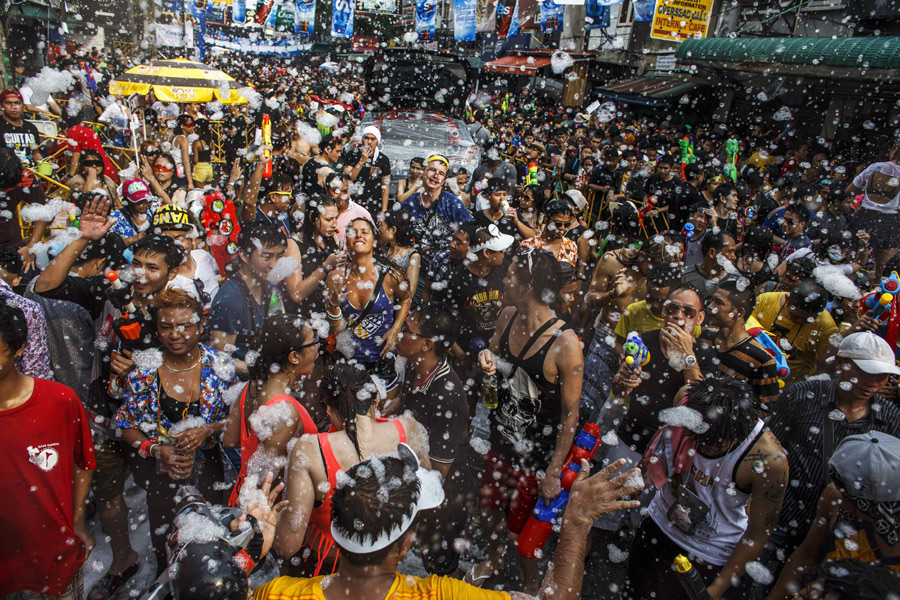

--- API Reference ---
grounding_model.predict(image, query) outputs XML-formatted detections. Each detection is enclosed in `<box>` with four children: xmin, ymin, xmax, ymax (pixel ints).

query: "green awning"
<box><xmin>676</xmin><ymin>37</ymin><xmax>900</xmax><ymax>70</ymax></box>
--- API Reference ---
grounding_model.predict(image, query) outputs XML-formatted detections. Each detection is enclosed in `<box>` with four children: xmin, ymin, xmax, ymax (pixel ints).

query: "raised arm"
<box><xmin>273</xmin><ymin>436</ymin><xmax>319</xmax><ymax>559</ymax></box>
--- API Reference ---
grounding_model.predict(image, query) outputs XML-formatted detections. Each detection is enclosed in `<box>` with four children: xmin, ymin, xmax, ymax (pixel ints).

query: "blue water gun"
<box><xmin>515</xmin><ymin>423</ymin><xmax>602</xmax><ymax>559</ymax></box>
<box><xmin>747</xmin><ymin>315</ymin><xmax>789</xmax><ymax>386</ymax></box>
<box><xmin>863</xmin><ymin>271</ymin><xmax>900</xmax><ymax>320</ymax></box>
<box><xmin>682</xmin><ymin>222</ymin><xmax>695</xmax><ymax>246</ymax></box>
<box><xmin>623</xmin><ymin>332</ymin><xmax>650</xmax><ymax>372</ymax></box>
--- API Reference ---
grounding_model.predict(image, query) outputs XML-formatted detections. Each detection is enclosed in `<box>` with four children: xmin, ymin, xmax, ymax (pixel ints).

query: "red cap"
<box><xmin>0</xmin><ymin>89</ymin><xmax>24</xmax><ymax>104</ymax></box>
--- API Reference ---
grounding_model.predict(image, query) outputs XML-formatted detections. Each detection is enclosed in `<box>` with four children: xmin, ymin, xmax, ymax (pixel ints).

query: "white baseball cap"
<box><xmin>565</xmin><ymin>189</ymin><xmax>587</xmax><ymax>212</ymax></box>
<box><xmin>473</xmin><ymin>223</ymin><xmax>515</xmax><ymax>253</ymax></box>
<box><xmin>836</xmin><ymin>332</ymin><xmax>900</xmax><ymax>376</ymax></box>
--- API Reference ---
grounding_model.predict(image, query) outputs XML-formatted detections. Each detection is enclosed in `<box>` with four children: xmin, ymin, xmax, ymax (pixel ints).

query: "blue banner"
<box><xmin>632</xmin><ymin>0</ymin><xmax>655</xmax><ymax>21</ymax></box>
<box><xmin>454</xmin><ymin>0</ymin><xmax>475</xmax><ymax>41</ymax></box>
<box><xmin>294</xmin><ymin>0</ymin><xmax>315</xmax><ymax>34</ymax></box>
<box><xmin>415</xmin><ymin>0</ymin><xmax>436</xmax><ymax>42</ymax></box>
<box><xmin>508</xmin><ymin>0</ymin><xmax>518</xmax><ymax>36</ymax></box>
<box><xmin>585</xmin><ymin>0</ymin><xmax>612</xmax><ymax>29</ymax></box>
<box><xmin>539</xmin><ymin>0</ymin><xmax>562</xmax><ymax>33</ymax></box>
<box><xmin>331</xmin><ymin>0</ymin><xmax>354</xmax><ymax>37</ymax></box>
<box><xmin>232</xmin><ymin>0</ymin><xmax>247</xmax><ymax>23</ymax></box>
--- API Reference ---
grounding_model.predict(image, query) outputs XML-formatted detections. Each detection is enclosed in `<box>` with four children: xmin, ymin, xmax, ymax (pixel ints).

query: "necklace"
<box><xmin>163</xmin><ymin>351</ymin><xmax>202</xmax><ymax>372</ymax></box>
<box><xmin>269</xmin><ymin>374</ymin><xmax>293</xmax><ymax>390</ymax></box>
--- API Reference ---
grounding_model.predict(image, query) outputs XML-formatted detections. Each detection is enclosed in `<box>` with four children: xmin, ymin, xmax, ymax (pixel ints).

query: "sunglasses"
<box><xmin>268</xmin><ymin>191</ymin><xmax>293</xmax><ymax>196</ymax></box>
<box><xmin>183</xmin><ymin>122</ymin><xmax>195</xmax><ymax>128</ymax></box>
<box><xmin>550</xmin><ymin>220</ymin><xmax>570</xmax><ymax>230</ymax></box>
<box><xmin>82</xmin><ymin>161</ymin><xmax>103</xmax><ymax>167</ymax></box>
<box><xmin>663</xmin><ymin>300</ymin><xmax>699</xmax><ymax>319</ymax></box>
<box><xmin>152</xmin><ymin>165</ymin><xmax>173</xmax><ymax>172</ymax></box>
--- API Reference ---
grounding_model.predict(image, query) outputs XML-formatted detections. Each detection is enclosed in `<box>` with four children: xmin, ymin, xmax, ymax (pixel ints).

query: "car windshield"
<box><xmin>364</xmin><ymin>113</ymin><xmax>478</xmax><ymax>178</ymax></box>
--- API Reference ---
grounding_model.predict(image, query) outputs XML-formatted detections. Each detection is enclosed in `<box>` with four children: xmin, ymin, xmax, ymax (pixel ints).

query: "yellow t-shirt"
<box><xmin>614</xmin><ymin>301</ymin><xmax>702</xmax><ymax>340</ymax></box>
<box><xmin>253</xmin><ymin>573</ymin><xmax>512</xmax><ymax>600</ymax></box>
<box><xmin>752</xmin><ymin>292</ymin><xmax>839</xmax><ymax>385</ymax></box>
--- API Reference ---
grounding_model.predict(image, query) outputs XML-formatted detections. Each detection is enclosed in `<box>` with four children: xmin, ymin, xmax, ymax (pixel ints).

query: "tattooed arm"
<box><xmin>706</xmin><ymin>430</ymin><xmax>789</xmax><ymax>600</ymax></box>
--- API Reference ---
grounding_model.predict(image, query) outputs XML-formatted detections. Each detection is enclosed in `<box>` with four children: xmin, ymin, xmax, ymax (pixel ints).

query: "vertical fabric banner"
<box><xmin>454</xmin><ymin>0</ymin><xmax>476</xmax><ymax>40</ymax></box>
<box><xmin>331</xmin><ymin>0</ymin><xmax>354</xmax><ymax>37</ymax></box>
<box><xmin>415</xmin><ymin>0</ymin><xmax>436</xmax><ymax>42</ymax></box>
<box><xmin>232</xmin><ymin>0</ymin><xmax>247</xmax><ymax>22</ymax></box>
<box><xmin>476</xmin><ymin>0</ymin><xmax>496</xmax><ymax>32</ymax></box>
<box><xmin>540</xmin><ymin>0</ymin><xmax>562</xmax><ymax>32</ymax></box>
<box><xmin>632</xmin><ymin>0</ymin><xmax>655</xmax><ymax>21</ymax></box>
<box><xmin>264</xmin><ymin>0</ymin><xmax>280</xmax><ymax>27</ymax></box>
<box><xmin>294</xmin><ymin>0</ymin><xmax>315</xmax><ymax>34</ymax></box>
<box><xmin>509</xmin><ymin>0</ymin><xmax>518</xmax><ymax>36</ymax></box>
<box><xmin>495</xmin><ymin>0</ymin><xmax>514</xmax><ymax>37</ymax></box>
<box><xmin>585</xmin><ymin>0</ymin><xmax>614</xmax><ymax>28</ymax></box>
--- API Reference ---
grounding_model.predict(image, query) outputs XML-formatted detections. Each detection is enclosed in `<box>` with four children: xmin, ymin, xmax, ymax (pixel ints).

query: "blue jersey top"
<box><xmin>341</xmin><ymin>267</ymin><xmax>394</xmax><ymax>363</ymax></box>
<box><xmin>401</xmin><ymin>191</ymin><xmax>473</xmax><ymax>262</ymax></box>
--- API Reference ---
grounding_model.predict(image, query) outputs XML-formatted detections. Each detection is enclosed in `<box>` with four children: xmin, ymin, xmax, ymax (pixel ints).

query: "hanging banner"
<box><xmin>294</xmin><ymin>0</ymin><xmax>315</xmax><ymax>34</ymax></box>
<box><xmin>632</xmin><ymin>0</ymin><xmax>656</xmax><ymax>21</ymax></box>
<box><xmin>331</xmin><ymin>0</ymin><xmax>354</xmax><ymax>37</ymax></box>
<box><xmin>415</xmin><ymin>0</ymin><xmax>436</xmax><ymax>43</ymax></box>
<box><xmin>585</xmin><ymin>0</ymin><xmax>611</xmax><ymax>28</ymax></box>
<box><xmin>539</xmin><ymin>0</ymin><xmax>562</xmax><ymax>32</ymax></box>
<box><xmin>509</xmin><ymin>0</ymin><xmax>519</xmax><ymax>36</ymax></box>
<box><xmin>255</xmin><ymin>0</ymin><xmax>276</xmax><ymax>23</ymax></box>
<box><xmin>476</xmin><ymin>0</ymin><xmax>496</xmax><ymax>32</ymax></box>
<box><xmin>495</xmin><ymin>0</ymin><xmax>514</xmax><ymax>37</ymax></box>
<box><xmin>454</xmin><ymin>0</ymin><xmax>476</xmax><ymax>40</ymax></box>
<box><xmin>232</xmin><ymin>0</ymin><xmax>247</xmax><ymax>22</ymax></box>
<box><xmin>207</xmin><ymin>0</ymin><xmax>227</xmax><ymax>25</ymax></box>
<box><xmin>156</xmin><ymin>23</ymin><xmax>185</xmax><ymax>46</ymax></box>
<box><xmin>650</xmin><ymin>0</ymin><xmax>712</xmax><ymax>40</ymax></box>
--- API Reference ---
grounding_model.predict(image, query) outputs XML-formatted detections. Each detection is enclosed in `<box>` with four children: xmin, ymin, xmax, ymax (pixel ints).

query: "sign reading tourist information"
<box><xmin>650</xmin><ymin>0</ymin><xmax>712</xmax><ymax>41</ymax></box>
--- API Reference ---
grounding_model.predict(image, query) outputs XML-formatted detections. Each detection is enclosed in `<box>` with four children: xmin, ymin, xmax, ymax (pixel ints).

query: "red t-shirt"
<box><xmin>0</xmin><ymin>378</ymin><xmax>96</xmax><ymax>596</ymax></box>
<box><xmin>66</xmin><ymin>124</ymin><xmax>118</xmax><ymax>183</ymax></box>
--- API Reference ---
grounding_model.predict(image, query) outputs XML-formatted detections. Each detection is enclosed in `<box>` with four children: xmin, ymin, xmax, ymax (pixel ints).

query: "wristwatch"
<box><xmin>684</xmin><ymin>355</ymin><xmax>697</xmax><ymax>368</ymax></box>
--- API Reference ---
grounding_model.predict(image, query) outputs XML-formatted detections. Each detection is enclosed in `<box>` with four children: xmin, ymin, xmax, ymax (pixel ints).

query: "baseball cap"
<box><xmin>836</xmin><ymin>332</ymin><xmax>900</xmax><ymax>376</ymax></box>
<box><xmin>122</xmin><ymin>178</ymin><xmax>152</xmax><ymax>203</ymax></box>
<box><xmin>565</xmin><ymin>189</ymin><xmax>588</xmax><ymax>212</ymax></box>
<box><xmin>330</xmin><ymin>444</ymin><xmax>444</xmax><ymax>554</ymax></box>
<box><xmin>473</xmin><ymin>224</ymin><xmax>515</xmax><ymax>254</ymax></box>
<box><xmin>152</xmin><ymin>205</ymin><xmax>193</xmax><ymax>231</ymax></box>
<box><xmin>830</xmin><ymin>431</ymin><xmax>900</xmax><ymax>503</ymax></box>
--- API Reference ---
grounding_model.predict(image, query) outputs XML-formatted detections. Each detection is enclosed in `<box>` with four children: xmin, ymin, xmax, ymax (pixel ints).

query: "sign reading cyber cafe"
<box><xmin>650</xmin><ymin>0</ymin><xmax>713</xmax><ymax>42</ymax></box>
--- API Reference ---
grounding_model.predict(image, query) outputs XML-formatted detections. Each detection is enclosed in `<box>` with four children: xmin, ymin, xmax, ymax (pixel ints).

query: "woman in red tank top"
<box><xmin>273</xmin><ymin>362</ymin><xmax>432</xmax><ymax>577</ymax></box>
<box><xmin>224</xmin><ymin>314</ymin><xmax>320</xmax><ymax>507</ymax></box>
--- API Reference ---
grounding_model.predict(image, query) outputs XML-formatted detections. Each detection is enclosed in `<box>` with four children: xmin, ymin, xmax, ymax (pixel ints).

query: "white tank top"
<box><xmin>647</xmin><ymin>419</ymin><xmax>766</xmax><ymax>566</ymax></box>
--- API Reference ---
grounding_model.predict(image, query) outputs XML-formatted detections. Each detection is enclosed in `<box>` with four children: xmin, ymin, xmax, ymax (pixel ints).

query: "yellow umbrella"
<box><xmin>109</xmin><ymin>58</ymin><xmax>248</xmax><ymax>104</ymax></box>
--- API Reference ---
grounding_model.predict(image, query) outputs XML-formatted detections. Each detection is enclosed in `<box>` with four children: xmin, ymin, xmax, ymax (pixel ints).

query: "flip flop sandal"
<box><xmin>464</xmin><ymin>563</ymin><xmax>492</xmax><ymax>588</ymax></box>
<box><xmin>88</xmin><ymin>561</ymin><xmax>140</xmax><ymax>600</ymax></box>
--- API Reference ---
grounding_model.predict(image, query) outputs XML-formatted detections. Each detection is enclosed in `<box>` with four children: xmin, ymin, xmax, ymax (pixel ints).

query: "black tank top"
<box><xmin>489</xmin><ymin>310</ymin><xmax>570</xmax><ymax>468</ymax></box>
<box><xmin>160</xmin><ymin>386</ymin><xmax>201</xmax><ymax>424</ymax></box>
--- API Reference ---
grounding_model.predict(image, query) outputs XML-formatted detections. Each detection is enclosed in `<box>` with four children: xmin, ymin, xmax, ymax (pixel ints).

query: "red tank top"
<box><xmin>306</xmin><ymin>418</ymin><xmax>407</xmax><ymax>575</ymax></box>
<box><xmin>228</xmin><ymin>386</ymin><xmax>318</xmax><ymax>507</ymax></box>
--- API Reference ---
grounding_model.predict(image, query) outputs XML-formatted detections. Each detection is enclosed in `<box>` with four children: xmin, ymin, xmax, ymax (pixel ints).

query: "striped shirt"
<box><xmin>716</xmin><ymin>336</ymin><xmax>781</xmax><ymax>408</ymax></box>
<box><xmin>768</xmin><ymin>378</ymin><xmax>900</xmax><ymax>545</ymax></box>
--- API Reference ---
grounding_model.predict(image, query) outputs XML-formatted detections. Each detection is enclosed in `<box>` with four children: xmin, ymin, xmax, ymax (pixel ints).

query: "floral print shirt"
<box><xmin>116</xmin><ymin>344</ymin><xmax>234</xmax><ymax>446</ymax></box>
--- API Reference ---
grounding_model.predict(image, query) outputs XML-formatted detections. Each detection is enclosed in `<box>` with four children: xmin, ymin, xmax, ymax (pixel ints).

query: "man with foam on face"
<box><xmin>344</xmin><ymin>125</ymin><xmax>392</xmax><ymax>216</ymax></box>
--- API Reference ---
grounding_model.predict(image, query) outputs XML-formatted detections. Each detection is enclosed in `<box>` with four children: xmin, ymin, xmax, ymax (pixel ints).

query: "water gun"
<box><xmin>674</xmin><ymin>555</ymin><xmax>712</xmax><ymax>600</ymax></box>
<box><xmin>261</xmin><ymin>113</ymin><xmax>272</xmax><ymax>179</ymax></box>
<box><xmin>197</xmin><ymin>189</ymin><xmax>242</xmax><ymax>274</ymax></box>
<box><xmin>679</xmin><ymin>137</ymin><xmax>694</xmax><ymax>178</ymax></box>
<box><xmin>526</xmin><ymin>162</ymin><xmax>539</xmax><ymax>187</ymax></box>
<box><xmin>515</xmin><ymin>423</ymin><xmax>603</xmax><ymax>559</ymax></box>
<box><xmin>623</xmin><ymin>332</ymin><xmax>650</xmax><ymax>372</ymax></box>
<box><xmin>862</xmin><ymin>271</ymin><xmax>900</xmax><ymax>320</ymax></box>
<box><xmin>502</xmin><ymin>93</ymin><xmax>510</xmax><ymax>115</ymax></box>
<box><xmin>105</xmin><ymin>270</ymin><xmax>156</xmax><ymax>398</ymax></box>
<box><xmin>682</xmin><ymin>222</ymin><xmax>695</xmax><ymax>246</ymax></box>
<box><xmin>724</xmin><ymin>139</ymin><xmax>739</xmax><ymax>182</ymax></box>
<box><xmin>746</xmin><ymin>315</ymin><xmax>790</xmax><ymax>386</ymax></box>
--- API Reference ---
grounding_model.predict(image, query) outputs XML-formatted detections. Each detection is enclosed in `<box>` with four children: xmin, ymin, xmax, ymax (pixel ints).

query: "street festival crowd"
<box><xmin>4</xmin><ymin>48</ymin><xmax>900</xmax><ymax>600</ymax></box>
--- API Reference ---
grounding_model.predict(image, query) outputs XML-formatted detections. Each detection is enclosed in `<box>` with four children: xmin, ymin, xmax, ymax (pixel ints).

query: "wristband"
<box><xmin>139</xmin><ymin>440</ymin><xmax>152</xmax><ymax>458</ymax></box>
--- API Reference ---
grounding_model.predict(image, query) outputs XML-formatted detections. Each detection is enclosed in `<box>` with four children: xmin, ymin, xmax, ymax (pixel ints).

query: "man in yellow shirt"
<box><xmin>752</xmin><ymin>279</ymin><xmax>838</xmax><ymax>385</ymax></box>
<box><xmin>253</xmin><ymin>444</ymin><xmax>642</xmax><ymax>600</ymax></box>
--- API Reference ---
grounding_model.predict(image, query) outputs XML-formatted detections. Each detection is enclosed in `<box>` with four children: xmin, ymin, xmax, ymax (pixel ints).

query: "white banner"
<box><xmin>156</xmin><ymin>24</ymin><xmax>185</xmax><ymax>47</ymax></box>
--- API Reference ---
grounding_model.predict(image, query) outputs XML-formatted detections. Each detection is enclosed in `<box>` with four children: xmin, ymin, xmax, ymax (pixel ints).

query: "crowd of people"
<box><xmin>3</xmin><ymin>48</ymin><xmax>900</xmax><ymax>600</ymax></box>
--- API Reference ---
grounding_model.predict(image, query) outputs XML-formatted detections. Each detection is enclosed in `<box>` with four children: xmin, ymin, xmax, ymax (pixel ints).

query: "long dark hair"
<box><xmin>379</xmin><ymin>209</ymin><xmax>416</xmax><ymax>248</ymax></box>
<box><xmin>299</xmin><ymin>195</ymin><xmax>339</xmax><ymax>255</ymax></box>
<box><xmin>321</xmin><ymin>362</ymin><xmax>377</xmax><ymax>458</ymax></box>
<box><xmin>248</xmin><ymin>313</ymin><xmax>311</xmax><ymax>389</ymax></box>
<box><xmin>683</xmin><ymin>373</ymin><xmax>759</xmax><ymax>449</ymax></box>
<box><xmin>346</xmin><ymin>217</ymin><xmax>407</xmax><ymax>286</ymax></box>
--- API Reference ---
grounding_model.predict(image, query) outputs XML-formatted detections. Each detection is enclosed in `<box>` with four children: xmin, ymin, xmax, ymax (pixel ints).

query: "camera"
<box><xmin>139</xmin><ymin>486</ymin><xmax>258</xmax><ymax>600</ymax></box>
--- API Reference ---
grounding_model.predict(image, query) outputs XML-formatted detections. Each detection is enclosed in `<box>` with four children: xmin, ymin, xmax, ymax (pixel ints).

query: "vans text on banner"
<box><xmin>650</xmin><ymin>0</ymin><xmax>712</xmax><ymax>41</ymax></box>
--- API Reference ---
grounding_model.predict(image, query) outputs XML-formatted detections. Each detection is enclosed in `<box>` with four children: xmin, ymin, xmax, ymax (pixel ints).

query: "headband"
<box><xmin>427</xmin><ymin>155</ymin><xmax>450</xmax><ymax>169</ymax></box>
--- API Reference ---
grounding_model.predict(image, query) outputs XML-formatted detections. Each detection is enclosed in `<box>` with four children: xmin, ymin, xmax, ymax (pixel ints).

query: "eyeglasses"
<box><xmin>268</xmin><ymin>191</ymin><xmax>293</xmax><ymax>196</ymax></box>
<box><xmin>425</xmin><ymin>168</ymin><xmax>447</xmax><ymax>179</ymax></box>
<box><xmin>295</xmin><ymin>333</ymin><xmax>321</xmax><ymax>350</ymax></box>
<box><xmin>152</xmin><ymin>165</ymin><xmax>173</xmax><ymax>172</ymax></box>
<box><xmin>401</xmin><ymin>323</ymin><xmax>426</xmax><ymax>339</ymax></box>
<box><xmin>663</xmin><ymin>300</ymin><xmax>700</xmax><ymax>319</ymax></box>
